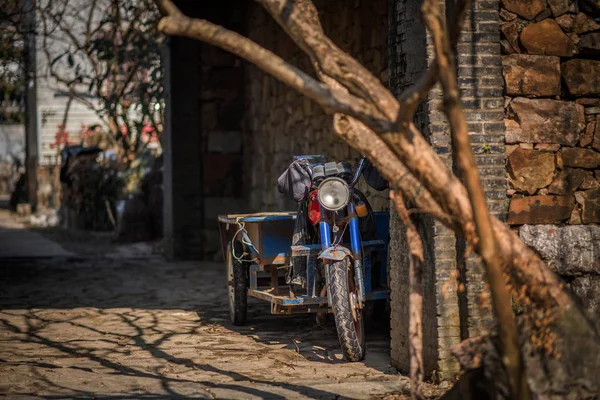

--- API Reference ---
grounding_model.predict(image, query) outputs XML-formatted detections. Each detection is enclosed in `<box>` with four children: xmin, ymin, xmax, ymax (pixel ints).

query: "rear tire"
<box><xmin>226</xmin><ymin>242</ymin><xmax>248</xmax><ymax>325</ymax></box>
<box><xmin>328</xmin><ymin>257</ymin><xmax>365</xmax><ymax>361</ymax></box>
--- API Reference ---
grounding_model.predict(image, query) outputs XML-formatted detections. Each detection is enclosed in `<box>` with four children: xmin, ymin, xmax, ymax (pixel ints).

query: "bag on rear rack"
<box><xmin>277</xmin><ymin>158</ymin><xmax>313</xmax><ymax>202</ymax></box>
<box><xmin>362</xmin><ymin>159</ymin><xmax>389</xmax><ymax>191</ymax></box>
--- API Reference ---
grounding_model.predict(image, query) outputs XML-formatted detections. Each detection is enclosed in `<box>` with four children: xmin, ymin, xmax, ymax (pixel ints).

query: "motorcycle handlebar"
<box><xmin>350</xmin><ymin>156</ymin><xmax>367</xmax><ymax>187</ymax></box>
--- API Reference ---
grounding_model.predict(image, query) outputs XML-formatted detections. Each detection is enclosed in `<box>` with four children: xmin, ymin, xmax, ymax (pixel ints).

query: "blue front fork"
<box><xmin>319</xmin><ymin>202</ymin><xmax>365</xmax><ymax>305</ymax></box>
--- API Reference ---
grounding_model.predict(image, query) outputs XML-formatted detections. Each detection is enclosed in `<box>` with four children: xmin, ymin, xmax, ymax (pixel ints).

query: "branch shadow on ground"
<box><xmin>0</xmin><ymin>257</ymin><xmax>399</xmax><ymax>398</ymax></box>
<box><xmin>0</xmin><ymin>308</ymin><xmax>356</xmax><ymax>399</ymax></box>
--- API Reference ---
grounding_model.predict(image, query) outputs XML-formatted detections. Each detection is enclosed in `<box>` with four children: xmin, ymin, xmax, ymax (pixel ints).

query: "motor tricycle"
<box><xmin>218</xmin><ymin>155</ymin><xmax>390</xmax><ymax>361</ymax></box>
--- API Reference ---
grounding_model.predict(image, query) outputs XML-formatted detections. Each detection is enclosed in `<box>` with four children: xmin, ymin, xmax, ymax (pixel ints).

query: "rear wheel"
<box><xmin>328</xmin><ymin>257</ymin><xmax>365</xmax><ymax>361</ymax></box>
<box><xmin>226</xmin><ymin>242</ymin><xmax>248</xmax><ymax>325</ymax></box>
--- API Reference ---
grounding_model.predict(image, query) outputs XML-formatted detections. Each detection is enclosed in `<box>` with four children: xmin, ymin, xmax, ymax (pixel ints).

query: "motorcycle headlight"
<box><xmin>317</xmin><ymin>177</ymin><xmax>350</xmax><ymax>211</ymax></box>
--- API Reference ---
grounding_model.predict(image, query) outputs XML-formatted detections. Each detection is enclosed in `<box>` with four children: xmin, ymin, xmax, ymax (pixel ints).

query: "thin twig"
<box><xmin>391</xmin><ymin>190</ymin><xmax>425</xmax><ymax>400</ymax></box>
<box><xmin>421</xmin><ymin>0</ymin><xmax>529</xmax><ymax>398</ymax></box>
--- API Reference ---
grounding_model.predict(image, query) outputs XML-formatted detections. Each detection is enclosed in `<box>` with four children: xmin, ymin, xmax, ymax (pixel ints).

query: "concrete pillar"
<box><xmin>23</xmin><ymin>0</ymin><xmax>38</xmax><ymax>212</ymax></box>
<box><xmin>162</xmin><ymin>0</ymin><xmax>246</xmax><ymax>260</ymax></box>
<box><xmin>388</xmin><ymin>0</ymin><xmax>505</xmax><ymax>382</ymax></box>
<box><xmin>162</xmin><ymin>35</ymin><xmax>205</xmax><ymax>259</ymax></box>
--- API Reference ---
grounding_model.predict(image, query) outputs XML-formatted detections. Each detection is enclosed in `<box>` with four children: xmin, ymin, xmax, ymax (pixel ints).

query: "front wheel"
<box><xmin>226</xmin><ymin>242</ymin><xmax>248</xmax><ymax>325</ymax></box>
<box><xmin>328</xmin><ymin>257</ymin><xmax>365</xmax><ymax>361</ymax></box>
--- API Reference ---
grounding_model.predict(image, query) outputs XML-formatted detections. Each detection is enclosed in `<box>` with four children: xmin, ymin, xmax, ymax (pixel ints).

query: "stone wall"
<box><xmin>245</xmin><ymin>0</ymin><xmax>390</xmax><ymax>213</ymax></box>
<box><xmin>500</xmin><ymin>0</ymin><xmax>600</xmax><ymax>314</ymax></box>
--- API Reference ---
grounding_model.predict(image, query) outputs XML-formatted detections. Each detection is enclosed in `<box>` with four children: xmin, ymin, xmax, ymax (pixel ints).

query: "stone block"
<box><xmin>570</xmin><ymin>204</ymin><xmax>583</xmax><ymax>224</ymax></box>
<box><xmin>562</xmin><ymin>59</ymin><xmax>600</xmax><ymax>96</ymax></box>
<box><xmin>520</xmin><ymin>19</ymin><xmax>578</xmax><ymax>57</ymax></box>
<box><xmin>509</xmin><ymin>98</ymin><xmax>584</xmax><ymax>146</ymax></box>
<box><xmin>568</xmin><ymin>31</ymin><xmax>581</xmax><ymax>45</ymax></box>
<box><xmin>535</xmin><ymin>7</ymin><xmax>553</xmax><ymax>21</ymax></box>
<box><xmin>508</xmin><ymin>195</ymin><xmax>575</xmax><ymax>225</ymax></box>
<box><xmin>501</xmin><ymin>39</ymin><xmax>516</xmax><ymax>54</ymax></box>
<box><xmin>508</xmin><ymin>147</ymin><xmax>556</xmax><ymax>194</ymax></box>
<box><xmin>578</xmin><ymin>32</ymin><xmax>600</xmax><ymax>55</ymax></box>
<box><xmin>585</xmin><ymin>107</ymin><xmax>600</xmax><ymax>115</ymax></box>
<box><xmin>535</xmin><ymin>143</ymin><xmax>561</xmax><ymax>151</ymax></box>
<box><xmin>502</xmin><ymin>0</ymin><xmax>547</xmax><ymax>20</ymax></box>
<box><xmin>500</xmin><ymin>8</ymin><xmax>517</xmax><ymax>21</ymax></box>
<box><xmin>574</xmin><ymin>12</ymin><xmax>600</xmax><ymax>34</ymax></box>
<box><xmin>519</xmin><ymin>224</ymin><xmax>600</xmax><ymax>275</ymax></box>
<box><xmin>562</xmin><ymin>147</ymin><xmax>600</xmax><ymax>169</ymax></box>
<box><xmin>548</xmin><ymin>168</ymin><xmax>591</xmax><ymax>195</ymax></box>
<box><xmin>576</xmin><ymin>98</ymin><xmax>600</xmax><ymax>106</ymax></box>
<box><xmin>503</xmin><ymin>54</ymin><xmax>560</xmax><ymax>97</ymax></box>
<box><xmin>595</xmin><ymin>116</ymin><xmax>600</xmax><ymax>151</ymax></box>
<box><xmin>571</xmin><ymin>275</ymin><xmax>600</xmax><ymax>314</ymax></box>
<box><xmin>501</xmin><ymin>22</ymin><xmax>521</xmax><ymax>53</ymax></box>
<box><xmin>581</xmin><ymin>188</ymin><xmax>600</xmax><ymax>223</ymax></box>
<box><xmin>581</xmin><ymin>174</ymin><xmax>600</xmax><ymax>189</ymax></box>
<box><xmin>581</xmin><ymin>120</ymin><xmax>596</xmax><ymax>147</ymax></box>
<box><xmin>504</xmin><ymin>119</ymin><xmax>532</xmax><ymax>144</ymax></box>
<box><xmin>556</xmin><ymin>14</ymin><xmax>575</xmax><ymax>31</ymax></box>
<box><xmin>548</xmin><ymin>0</ymin><xmax>575</xmax><ymax>17</ymax></box>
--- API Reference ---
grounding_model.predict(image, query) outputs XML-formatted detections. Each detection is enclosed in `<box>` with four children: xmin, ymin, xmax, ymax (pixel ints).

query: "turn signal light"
<box><xmin>355</xmin><ymin>203</ymin><xmax>368</xmax><ymax>217</ymax></box>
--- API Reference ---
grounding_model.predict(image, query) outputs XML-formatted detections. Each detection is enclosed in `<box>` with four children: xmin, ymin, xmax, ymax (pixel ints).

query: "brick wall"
<box><xmin>500</xmin><ymin>0</ymin><xmax>600</xmax><ymax>314</ymax></box>
<box><xmin>245</xmin><ymin>0</ymin><xmax>390</xmax><ymax>213</ymax></box>
<box><xmin>388</xmin><ymin>0</ymin><xmax>441</xmax><ymax>379</ymax></box>
<box><xmin>388</xmin><ymin>0</ymin><xmax>505</xmax><ymax>382</ymax></box>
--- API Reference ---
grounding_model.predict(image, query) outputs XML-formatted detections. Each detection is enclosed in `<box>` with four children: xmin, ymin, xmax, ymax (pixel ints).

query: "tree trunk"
<box><xmin>152</xmin><ymin>0</ymin><xmax>600</xmax><ymax>397</ymax></box>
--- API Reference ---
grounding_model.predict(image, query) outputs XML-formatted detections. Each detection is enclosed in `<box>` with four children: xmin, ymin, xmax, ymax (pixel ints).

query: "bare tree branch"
<box><xmin>391</xmin><ymin>190</ymin><xmax>425</xmax><ymax>400</ymax></box>
<box><xmin>152</xmin><ymin>7</ymin><xmax>600</xmax><ymax>395</ymax></box>
<box><xmin>155</xmin><ymin>11</ymin><xmax>391</xmax><ymax>131</ymax></box>
<box><xmin>421</xmin><ymin>0</ymin><xmax>529</xmax><ymax>398</ymax></box>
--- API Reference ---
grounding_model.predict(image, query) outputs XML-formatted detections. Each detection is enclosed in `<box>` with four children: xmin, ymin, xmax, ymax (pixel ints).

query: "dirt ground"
<box><xmin>0</xmin><ymin>207</ymin><xmax>443</xmax><ymax>399</ymax></box>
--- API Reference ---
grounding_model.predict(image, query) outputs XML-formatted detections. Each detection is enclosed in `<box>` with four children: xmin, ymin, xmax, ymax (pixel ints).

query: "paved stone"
<box><xmin>0</xmin><ymin>209</ymin><xmax>73</xmax><ymax>258</ymax></box>
<box><xmin>0</xmin><ymin>212</ymin><xmax>413</xmax><ymax>399</ymax></box>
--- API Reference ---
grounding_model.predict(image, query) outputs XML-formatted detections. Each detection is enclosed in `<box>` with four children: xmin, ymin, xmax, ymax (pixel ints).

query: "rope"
<box><xmin>231</xmin><ymin>217</ymin><xmax>259</xmax><ymax>263</ymax></box>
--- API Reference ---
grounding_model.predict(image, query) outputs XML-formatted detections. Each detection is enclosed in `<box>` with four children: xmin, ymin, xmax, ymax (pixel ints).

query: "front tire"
<box><xmin>328</xmin><ymin>257</ymin><xmax>365</xmax><ymax>361</ymax></box>
<box><xmin>226</xmin><ymin>242</ymin><xmax>248</xmax><ymax>325</ymax></box>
